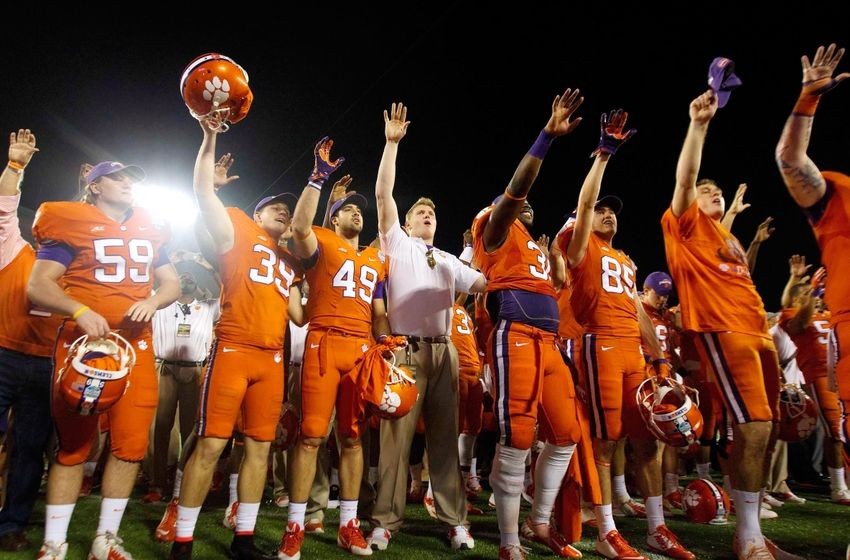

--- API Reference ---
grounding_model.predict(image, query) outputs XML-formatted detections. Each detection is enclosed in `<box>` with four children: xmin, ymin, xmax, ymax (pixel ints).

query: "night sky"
<box><xmin>5</xmin><ymin>7</ymin><xmax>850</xmax><ymax>309</ymax></box>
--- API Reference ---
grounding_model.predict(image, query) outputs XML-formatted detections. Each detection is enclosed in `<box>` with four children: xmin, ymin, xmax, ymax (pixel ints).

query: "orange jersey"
<box><xmin>303</xmin><ymin>226</ymin><xmax>387</xmax><ymax>336</ymax></box>
<box><xmin>471</xmin><ymin>207</ymin><xmax>556</xmax><ymax>298</ymax></box>
<box><xmin>557</xmin><ymin>229</ymin><xmax>640</xmax><ymax>339</ymax></box>
<box><xmin>641</xmin><ymin>302</ymin><xmax>675</xmax><ymax>360</ymax></box>
<box><xmin>813</xmin><ymin>172</ymin><xmax>850</xmax><ymax>325</ymax></box>
<box><xmin>216</xmin><ymin>208</ymin><xmax>297</xmax><ymax>349</ymax></box>
<box><xmin>32</xmin><ymin>202</ymin><xmax>169</xmax><ymax>328</ymax></box>
<box><xmin>0</xmin><ymin>244</ymin><xmax>61</xmax><ymax>357</ymax></box>
<box><xmin>661</xmin><ymin>201</ymin><xmax>769</xmax><ymax>337</ymax></box>
<box><xmin>556</xmin><ymin>282</ymin><xmax>583</xmax><ymax>342</ymax></box>
<box><xmin>451</xmin><ymin>304</ymin><xmax>481</xmax><ymax>371</ymax></box>
<box><xmin>474</xmin><ymin>293</ymin><xmax>494</xmax><ymax>355</ymax></box>
<box><xmin>779</xmin><ymin>308</ymin><xmax>830</xmax><ymax>379</ymax></box>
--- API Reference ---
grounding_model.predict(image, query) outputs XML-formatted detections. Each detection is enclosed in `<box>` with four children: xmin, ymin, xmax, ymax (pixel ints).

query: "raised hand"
<box><xmin>463</xmin><ymin>228</ymin><xmax>473</xmax><ymax>247</ymax></box>
<box><xmin>383</xmin><ymin>102</ymin><xmax>410</xmax><ymax>144</ymax></box>
<box><xmin>330</xmin><ymin>175</ymin><xmax>354</xmax><ymax>203</ymax></box>
<box><xmin>543</xmin><ymin>88</ymin><xmax>583</xmax><ymax>137</ymax></box>
<box><xmin>536</xmin><ymin>233</ymin><xmax>551</xmax><ymax>262</ymax></box>
<box><xmin>726</xmin><ymin>184</ymin><xmax>751</xmax><ymax>217</ymax></box>
<box><xmin>753</xmin><ymin>216</ymin><xmax>775</xmax><ymax>243</ymax></box>
<box><xmin>811</xmin><ymin>266</ymin><xmax>827</xmax><ymax>290</ymax></box>
<box><xmin>801</xmin><ymin>43</ymin><xmax>850</xmax><ymax>96</ymax></box>
<box><xmin>689</xmin><ymin>90</ymin><xmax>718</xmax><ymax>126</ymax></box>
<box><xmin>309</xmin><ymin>136</ymin><xmax>345</xmax><ymax>186</ymax></box>
<box><xmin>8</xmin><ymin>129</ymin><xmax>39</xmax><ymax>168</ymax></box>
<box><xmin>788</xmin><ymin>254</ymin><xmax>811</xmax><ymax>280</ymax></box>
<box><xmin>592</xmin><ymin>109</ymin><xmax>636</xmax><ymax>157</ymax></box>
<box><xmin>213</xmin><ymin>153</ymin><xmax>240</xmax><ymax>191</ymax></box>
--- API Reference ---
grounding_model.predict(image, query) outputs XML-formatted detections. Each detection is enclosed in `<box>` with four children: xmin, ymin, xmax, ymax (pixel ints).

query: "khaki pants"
<box><xmin>371</xmin><ymin>340</ymin><xmax>466</xmax><ymax>530</ymax></box>
<box><xmin>766</xmin><ymin>439</ymin><xmax>790</xmax><ymax>494</ymax></box>
<box><xmin>150</xmin><ymin>361</ymin><xmax>201</xmax><ymax>490</ymax></box>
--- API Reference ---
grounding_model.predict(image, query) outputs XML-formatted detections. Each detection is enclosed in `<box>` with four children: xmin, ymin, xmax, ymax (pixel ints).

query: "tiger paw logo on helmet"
<box><xmin>778</xmin><ymin>384</ymin><xmax>818</xmax><ymax>442</ymax></box>
<box><xmin>58</xmin><ymin>332</ymin><xmax>136</xmax><ymax>416</ymax></box>
<box><xmin>372</xmin><ymin>356</ymin><xmax>418</xmax><ymax>420</ymax></box>
<box><xmin>683</xmin><ymin>479</ymin><xmax>730</xmax><ymax>525</ymax></box>
<box><xmin>181</xmin><ymin>53</ymin><xmax>253</xmax><ymax>132</ymax></box>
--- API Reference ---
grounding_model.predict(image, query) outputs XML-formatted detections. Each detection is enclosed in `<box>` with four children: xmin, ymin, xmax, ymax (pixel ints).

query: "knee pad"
<box><xmin>489</xmin><ymin>444</ymin><xmax>528</xmax><ymax>495</ymax></box>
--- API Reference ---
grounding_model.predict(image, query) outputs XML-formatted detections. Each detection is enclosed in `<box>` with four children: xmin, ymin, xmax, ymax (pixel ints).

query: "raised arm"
<box><xmin>781</xmin><ymin>255</ymin><xmax>811</xmax><ymax>308</ymax></box>
<box><xmin>720</xmin><ymin>183</ymin><xmax>751</xmax><ymax>231</ymax></box>
<box><xmin>291</xmin><ymin>137</ymin><xmax>344</xmax><ymax>259</ymax></box>
<box><xmin>1</xmin><ymin>129</ymin><xmax>38</xmax><ymax>196</ymax></box>
<box><xmin>785</xmin><ymin>283</ymin><xmax>817</xmax><ymax>336</ymax></box>
<box><xmin>776</xmin><ymin>43</ymin><xmax>850</xmax><ymax>208</ymax></box>
<box><xmin>745</xmin><ymin>216</ymin><xmax>774</xmax><ymax>272</ymax></box>
<box><xmin>672</xmin><ymin>91</ymin><xmax>718</xmax><ymax>217</ymax></box>
<box><xmin>566</xmin><ymin>109</ymin><xmax>635</xmax><ymax>267</ymax></box>
<box><xmin>483</xmin><ymin>88</ymin><xmax>583</xmax><ymax>252</ymax></box>
<box><xmin>194</xmin><ymin>119</ymin><xmax>235</xmax><ymax>254</ymax></box>
<box><xmin>322</xmin><ymin>175</ymin><xmax>353</xmax><ymax>229</ymax></box>
<box><xmin>375</xmin><ymin>103</ymin><xmax>410</xmax><ymax>234</ymax></box>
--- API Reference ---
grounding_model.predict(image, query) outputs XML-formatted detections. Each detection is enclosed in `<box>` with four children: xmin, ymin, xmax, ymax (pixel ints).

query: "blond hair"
<box><xmin>405</xmin><ymin>197</ymin><xmax>436</xmax><ymax>225</ymax></box>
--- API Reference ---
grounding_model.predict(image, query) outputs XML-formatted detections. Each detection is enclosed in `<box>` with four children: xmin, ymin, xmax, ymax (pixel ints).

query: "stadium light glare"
<box><xmin>133</xmin><ymin>183</ymin><xmax>197</xmax><ymax>229</ymax></box>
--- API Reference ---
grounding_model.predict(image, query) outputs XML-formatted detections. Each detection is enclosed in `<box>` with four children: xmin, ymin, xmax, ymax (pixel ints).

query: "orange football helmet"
<box><xmin>180</xmin><ymin>53</ymin><xmax>253</xmax><ymax>132</ymax></box>
<box><xmin>57</xmin><ymin>332</ymin><xmax>135</xmax><ymax>416</ymax></box>
<box><xmin>372</xmin><ymin>354</ymin><xmax>419</xmax><ymax>420</ymax></box>
<box><xmin>682</xmin><ymin>479</ymin><xmax>730</xmax><ymax>525</ymax></box>
<box><xmin>636</xmin><ymin>375</ymin><xmax>704</xmax><ymax>447</ymax></box>
<box><xmin>273</xmin><ymin>403</ymin><xmax>300</xmax><ymax>451</ymax></box>
<box><xmin>777</xmin><ymin>384</ymin><xmax>818</xmax><ymax>442</ymax></box>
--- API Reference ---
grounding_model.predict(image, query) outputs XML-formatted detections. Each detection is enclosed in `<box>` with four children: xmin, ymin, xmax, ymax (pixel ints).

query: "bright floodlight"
<box><xmin>133</xmin><ymin>183</ymin><xmax>197</xmax><ymax>228</ymax></box>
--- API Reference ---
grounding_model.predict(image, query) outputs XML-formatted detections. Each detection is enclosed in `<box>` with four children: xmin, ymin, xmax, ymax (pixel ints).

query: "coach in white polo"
<box><xmin>367</xmin><ymin>103</ymin><xmax>485</xmax><ymax>551</ymax></box>
<box><xmin>147</xmin><ymin>266</ymin><xmax>220</xmax><ymax>501</ymax></box>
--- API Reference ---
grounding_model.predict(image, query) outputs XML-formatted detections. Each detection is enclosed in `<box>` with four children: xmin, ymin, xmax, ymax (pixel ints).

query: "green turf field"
<box><xmin>3</xmin><ymin>483</ymin><xmax>847</xmax><ymax>559</ymax></box>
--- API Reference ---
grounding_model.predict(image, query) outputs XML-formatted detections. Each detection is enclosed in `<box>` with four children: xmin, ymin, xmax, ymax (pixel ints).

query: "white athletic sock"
<box><xmin>96</xmin><ymin>497</ymin><xmax>128</xmax><ymax>535</ymax></box>
<box><xmin>531</xmin><ymin>443</ymin><xmax>575</xmax><ymax>525</ymax></box>
<box><xmin>175</xmin><ymin>505</ymin><xmax>201</xmax><ymax>541</ymax></box>
<box><xmin>228</xmin><ymin>473</ymin><xmax>239</xmax><ymax>505</ymax></box>
<box><xmin>490</xmin><ymin>444</ymin><xmax>528</xmax><ymax>539</ymax></box>
<box><xmin>340</xmin><ymin>500</ymin><xmax>358</xmax><ymax>526</ymax></box>
<box><xmin>664</xmin><ymin>472</ymin><xmax>679</xmax><ymax>496</ymax></box>
<box><xmin>731</xmin><ymin>489</ymin><xmax>763</xmax><ymax>545</ymax></box>
<box><xmin>172</xmin><ymin>468</ymin><xmax>183</xmax><ymax>498</ymax></box>
<box><xmin>829</xmin><ymin>467</ymin><xmax>848</xmax><ymax>491</ymax></box>
<box><xmin>235</xmin><ymin>501</ymin><xmax>260</xmax><ymax>535</ymax></box>
<box><xmin>645</xmin><ymin>495</ymin><xmax>664</xmax><ymax>533</ymax></box>
<box><xmin>696</xmin><ymin>462</ymin><xmax>712</xmax><ymax>480</ymax></box>
<box><xmin>44</xmin><ymin>503</ymin><xmax>76</xmax><ymax>544</ymax></box>
<box><xmin>470</xmin><ymin>457</ymin><xmax>478</xmax><ymax>477</ymax></box>
<box><xmin>596</xmin><ymin>504</ymin><xmax>616</xmax><ymax>538</ymax></box>
<box><xmin>458</xmin><ymin>434</ymin><xmax>475</xmax><ymax>467</ymax></box>
<box><xmin>612</xmin><ymin>474</ymin><xmax>630</xmax><ymax>503</ymax></box>
<box><xmin>288</xmin><ymin>501</ymin><xmax>307</xmax><ymax>528</ymax></box>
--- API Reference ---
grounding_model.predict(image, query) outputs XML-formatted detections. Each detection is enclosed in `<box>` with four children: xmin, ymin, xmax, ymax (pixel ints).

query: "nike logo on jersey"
<box><xmin>90</xmin><ymin>225</ymin><xmax>106</xmax><ymax>232</ymax></box>
<box><xmin>258</xmin><ymin>235</ymin><xmax>268</xmax><ymax>241</ymax></box>
<box><xmin>222</xmin><ymin>347</ymin><xmax>238</xmax><ymax>353</ymax></box>
<box><xmin>310</xmin><ymin>343</ymin><xmax>320</xmax><ymax>349</ymax></box>
<box><xmin>601</xmin><ymin>246</ymin><xmax>610</xmax><ymax>252</ymax></box>
<box><xmin>514</xmin><ymin>341</ymin><xmax>529</xmax><ymax>347</ymax></box>
<box><xmin>338</xmin><ymin>247</ymin><xmax>348</xmax><ymax>253</ymax></box>
<box><xmin>601</xmin><ymin>345</ymin><xmax>614</xmax><ymax>351</ymax></box>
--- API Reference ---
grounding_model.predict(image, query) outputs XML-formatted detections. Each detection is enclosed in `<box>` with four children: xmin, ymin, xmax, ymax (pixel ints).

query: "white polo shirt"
<box><xmin>380</xmin><ymin>220</ymin><xmax>483</xmax><ymax>337</ymax></box>
<box><xmin>153</xmin><ymin>299</ymin><xmax>220</xmax><ymax>362</ymax></box>
<box><xmin>770</xmin><ymin>323</ymin><xmax>805</xmax><ymax>385</ymax></box>
<box><xmin>289</xmin><ymin>320</ymin><xmax>308</xmax><ymax>365</ymax></box>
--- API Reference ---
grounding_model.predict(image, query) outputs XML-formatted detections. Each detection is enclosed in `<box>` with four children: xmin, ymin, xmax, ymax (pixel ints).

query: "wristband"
<box><xmin>377</xmin><ymin>334</ymin><xmax>390</xmax><ymax>344</ymax></box>
<box><xmin>7</xmin><ymin>161</ymin><xmax>24</xmax><ymax>173</ymax></box>
<box><xmin>792</xmin><ymin>93</ymin><xmax>819</xmax><ymax>117</ymax></box>
<box><xmin>527</xmin><ymin>129</ymin><xmax>554</xmax><ymax>160</ymax></box>
<box><xmin>72</xmin><ymin>305</ymin><xmax>90</xmax><ymax>320</ymax></box>
<box><xmin>307</xmin><ymin>181</ymin><xmax>323</xmax><ymax>191</ymax></box>
<box><xmin>502</xmin><ymin>188</ymin><xmax>527</xmax><ymax>202</ymax></box>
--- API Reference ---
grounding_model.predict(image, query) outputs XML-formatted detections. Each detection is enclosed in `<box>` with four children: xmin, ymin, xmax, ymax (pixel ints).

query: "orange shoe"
<box><xmin>596</xmin><ymin>530</ymin><xmax>646</xmax><ymax>560</ymax></box>
<box><xmin>520</xmin><ymin>518</ymin><xmax>582</xmax><ymax>558</ymax></box>
<box><xmin>222</xmin><ymin>501</ymin><xmax>238</xmax><ymax>530</ymax></box>
<box><xmin>613</xmin><ymin>499</ymin><xmax>646</xmax><ymax>518</ymax></box>
<box><xmin>143</xmin><ymin>489</ymin><xmax>164</xmax><ymax>503</ymax></box>
<box><xmin>733</xmin><ymin>534</ymin><xmax>775</xmax><ymax>560</ymax></box>
<box><xmin>663</xmin><ymin>490</ymin><xmax>683</xmax><ymax>511</ymax></box>
<box><xmin>646</xmin><ymin>525</ymin><xmax>695</xmax><ymax>560</ymax></box>
<box><xmin>423</xmin><ymin>494</ymin><xmax>437</xmax><ymax>519</ymax></box>
<box><xmin>278</xmin><ymin>521</ymin><xmax>304</xmax><ymax>560</ymax></box>
<box><xmin>764</xmin><ymin>538</ymin><xmax>804</xmax><ymax>560</ymax></box>
<box><xmin>155</xmin><ymin>498</ymin><xmax>179</xmax><ymax>542</ymax></box>
<box><xmin>337</xmin><ymin>518</ymin><xmax>372</xmax><ymax>556</ymax></box>
<box><xmin>499</xmin><ymin>543</ymin><xmax>530</xmax><ymax>560</ymax></box>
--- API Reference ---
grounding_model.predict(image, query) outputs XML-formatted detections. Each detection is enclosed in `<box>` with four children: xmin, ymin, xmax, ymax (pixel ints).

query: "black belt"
<box><xmin>160</xmin><ymin>359</ymin><xmax>205</xmax><ymax>367</ymax></box>
<box><xmin>397</xmin><ymin>335</ymin><xmax>448</xmax><ymax>344</ymax></box>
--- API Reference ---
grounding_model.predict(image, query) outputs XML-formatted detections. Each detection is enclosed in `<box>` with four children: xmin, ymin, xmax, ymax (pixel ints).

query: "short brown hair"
<box><xmin>405</xmin><ymin>197</ymin><xmax>436</xmax><ymax>225</ymax></box>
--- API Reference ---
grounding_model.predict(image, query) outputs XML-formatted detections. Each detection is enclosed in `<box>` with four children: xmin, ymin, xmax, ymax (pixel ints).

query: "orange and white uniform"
<box><xmin>662</xmin><ymin>200</ymin><xmax>780</xmax><ymax>425</ymax></box>
<box><xmin>299</xmin><ymin>226</ymin><xmax>387</xmax><ymax>440</ymax></box>
<box><xmin>557</xmin><ymin>228</ymin><xmax>648</xmax><ymax>441</ymax></box>
<box><xmin>32</xmin><ymin>202</ymin><xmax>170</xmax><ymax>464</ymax></box>
<box><xmin>806</xmin><ymin>172</ymin><xmax>850</xmax><ymax>443</ymax></box>
<box><xmin>198</xmin><ymin>208</ymin><xmax>297</xmax><ymax>441</ymax></box>
<box><xmin>451</xmin><ymin>304</ymin><xmax>483</xmax><ymax>436</ymax></box>
<box><xmin>472</xmin><ymin>206</ymin><xmax>580</xmax><ymax>450</ymax></box>
<box><xmin>780</xmin><ymin>308</ymin><xmax>840</xmax><ymax>439</ymax></box>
